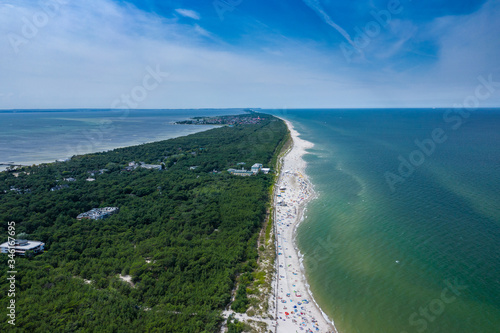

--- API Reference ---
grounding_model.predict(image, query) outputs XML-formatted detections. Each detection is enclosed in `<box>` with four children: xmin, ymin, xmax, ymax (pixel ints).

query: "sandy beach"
<box><xmin>271</xmin><ymin>119</ymin><xmax>337</xmax><ymax>333</ymax></box>
<box><xmin>221</xmin><ymin>118</ymin><xmax>338</xmax><ymax>333</ymax></box>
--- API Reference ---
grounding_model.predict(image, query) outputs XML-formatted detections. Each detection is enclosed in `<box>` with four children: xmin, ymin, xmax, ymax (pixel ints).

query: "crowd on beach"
<box><xmin>272</xmin><ymin>119</ymin><xmax>336</xmax><ymax>333</ymax></box>
<box><xmin>222</xmin><ymin>119</ymin><xmax>336</xmax><ymax>333</ymax></box>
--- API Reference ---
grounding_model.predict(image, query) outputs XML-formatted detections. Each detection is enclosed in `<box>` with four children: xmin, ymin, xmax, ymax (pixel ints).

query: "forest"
<box><xmin>0</xmin><ymin>113</ymin><xmax>287</xmax><ymax>332</ymax></box>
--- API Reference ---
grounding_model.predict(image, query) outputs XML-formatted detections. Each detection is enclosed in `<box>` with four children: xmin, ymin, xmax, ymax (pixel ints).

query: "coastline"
<box><xmin>5</xmin><ymin>111</ymin><xmax>337</xmax><ymax>331</ymax></box>
<box><xmin>0</xmin><ymin>128</ymin><xmax>220</xmax><ymax>174</ymax></box>
<box><xmin>0</xmin><ymin>108</ymin><xmax>245</xmax><ymax>174</ymax></box>
<box><xmin>1</xmin><ymin>113</ymin><xmax>291</xmax><ymax>331</ymax></box>
<box><xmin>272</xmin><ymin>118</ymin><xmax>337</xmax><ymax>333</ymax></box>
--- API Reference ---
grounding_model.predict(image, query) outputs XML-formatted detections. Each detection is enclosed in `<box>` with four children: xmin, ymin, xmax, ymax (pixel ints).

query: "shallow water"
<box><xmin>0</xmin><ymin>109</ymin><xmax>244</xmax><ymax>169</ymax></box>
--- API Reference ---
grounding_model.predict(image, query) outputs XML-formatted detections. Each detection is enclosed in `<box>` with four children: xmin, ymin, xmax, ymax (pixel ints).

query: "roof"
<box><xmin>0</xmin><ymin>240</ymin><xmax>44</xmax><ymax>250</ymax></box>
<box><xmin>227</xmin><ymin>168</ymin><xmax>253</xmax><ymax>174</ymax></box>
<box><xmin>77</xmin><ymin>207</ymin><xmax>119</xmax><ymax>220</ymax></box>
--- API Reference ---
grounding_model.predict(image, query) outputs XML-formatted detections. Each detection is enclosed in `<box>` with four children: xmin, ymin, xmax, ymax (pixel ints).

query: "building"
<box><xmin>140</xmin><ymin>163</ymin><xmax>162</xmax><ymax>170</ymax></box>
<box><xmin>251</xmin><ymin>163</ymin><xmax>263</xmax><ymax>174</ymax></box>
<box><xmin>77</xmin><ymin>207</ymin><xmax>119</xmax><ymax>220</ymax></box>
<box><xmin>10</xmin><ymin>186</ymin><xmax>22</xmax><ymax>194</ymax></box>
<box><xmin>125</xmin><ymin>161</ymin><xmax>139</xmax><ymax>171</ymax></box>
<box><xmin>51</xmin><ymin>184</ymin><xmax>69</xmax><ymax>191</ymax></box>
<box><xmin>228</xmin><ymin>163</ymin><xmax>269</xmax><ymax>176</ymax></box>
<box><xmin>227</xmin><ymin>168</ymin><xmax>254</xmax><ymax>176</ymax></box>
<box><xmin>0</xmin><ymin>239</ymin><xmax>45</xmax><ymax>256</ymax></box>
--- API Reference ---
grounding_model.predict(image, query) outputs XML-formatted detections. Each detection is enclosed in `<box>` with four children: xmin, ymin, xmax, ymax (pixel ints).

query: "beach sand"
<box><xmin>221</xmin><ymin>118</ymin><xmax>337</xmax><ymax>333</ymax></box>
<box><xmin>271</xmin><ymin>119</ymin><xmax>337</xmax><ymax>333</ymax></box>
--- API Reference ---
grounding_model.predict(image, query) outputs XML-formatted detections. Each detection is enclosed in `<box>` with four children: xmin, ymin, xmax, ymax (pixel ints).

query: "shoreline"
<box><xmin>0</xmin><ymin>109</ymin><xmax>241</xmax><ymax>174</ymax></box>
<box><xmin>272</xmin><ymin>118</ymin><xmax>337</xmax><ymax>333</ymax></box>
<box><xmin>0</xmin><ymin>127</ymin><xmax>220</xmax><ymax>174</ymax></box>
<box><xmin>6</xmin><ymin>113</ymin><xmax>337</xmax><ymax>331</ymax></box>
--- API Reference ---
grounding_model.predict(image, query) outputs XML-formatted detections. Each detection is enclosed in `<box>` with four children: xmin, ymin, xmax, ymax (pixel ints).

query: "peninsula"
<box><xmin>0</xmin><ymin>113</ymin><xmax>287</xmax><ymax>332</ymax></box>
<box><xmin>0</xmin><ymin>113</ymin><xmax>337</xmax><ymax>332</ymax></box>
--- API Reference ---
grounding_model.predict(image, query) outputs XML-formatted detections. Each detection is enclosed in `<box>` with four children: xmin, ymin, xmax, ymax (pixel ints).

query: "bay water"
<box><xmin>0</xmin><ymin>109</ymin><xmax>244</xmax><ymax>171</ymax></box>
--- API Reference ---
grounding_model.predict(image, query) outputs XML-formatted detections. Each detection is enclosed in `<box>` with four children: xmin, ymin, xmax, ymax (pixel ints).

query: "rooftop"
<box><xmin>77</xmin><ymin>207</ymin><xmax>119</xmax><ymax>220</ymax></box>
<box><xmin>0</xmin><ymin>239</ymin><xmax>45</xmax><ymax>255</ymax></box>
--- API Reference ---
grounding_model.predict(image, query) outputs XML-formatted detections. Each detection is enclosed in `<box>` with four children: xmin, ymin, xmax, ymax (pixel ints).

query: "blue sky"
<box><xmin>1</xmin><ymin>0</ymin><xmax>499</xmax><ymax>108</ymax></box>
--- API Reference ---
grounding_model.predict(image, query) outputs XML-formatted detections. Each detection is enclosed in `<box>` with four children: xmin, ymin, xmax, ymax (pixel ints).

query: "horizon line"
<box><xmin>2</xmin><ymin>107</ymin><xmax>500</xmax><ymax>111</ymax></box>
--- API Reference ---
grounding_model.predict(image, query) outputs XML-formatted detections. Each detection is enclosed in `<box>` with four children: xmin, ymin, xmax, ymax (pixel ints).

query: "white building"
<box><xmin>227</xmin><ymin>168</ymin><xmax>254</xmax><ymax>176</ymax></box>
<box><xmin>141</xmin><ymin>164</ymin><xmax>162</xmax><ymax>170</ymax></box>
<box><xmin>229</xmin><ymin>163</ymin><xmax>270</xmax><ymax>176</ymax></box>
<box><xmin>0</xmin><ymin>239</ymin><xmax>45</xmax><ymax>256</ymax></box>
<box><xmin>77</xmin><ymin>207</ymin><xmax>119</xmax><ymax>220</ymax></box>
<box><xmin>251</xmin><ymin>163</ymin><xmax>263</xmax><ymax>174</ymax></box>
<box><xmin>140</xmin><ymin>162</ymin><xmax>162</xmax><ymax>170</ymax></box>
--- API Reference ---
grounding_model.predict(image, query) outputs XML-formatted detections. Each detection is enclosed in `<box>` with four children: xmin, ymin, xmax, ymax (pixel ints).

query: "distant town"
<box><xmin>175</xmin><ymin>115</ymin><xmax>263</xmax><ymax>125</ymax></box>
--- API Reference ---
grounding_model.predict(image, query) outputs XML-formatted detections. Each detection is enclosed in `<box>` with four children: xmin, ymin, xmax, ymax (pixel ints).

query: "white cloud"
<box><xmin>175</xmin><ymin>8</ymin><xmax>200</xmax><ymax>20</ymax></box>
<box><xmin>0</xmin><ymin>0</ymin><xmax>499</xmax><ymax>109</ymax></box>
<box><xmin>302</xmin><ymin>0</ymin><xmax>358</xmax><ymax>51</ymax></box>
<box><xmin>432</xmin><ymin>0</ymin><xmax>500</xmax><ymax>79</ymax></box>
<box><xmin>193</xmin><ymin>24</ymin><xmax>213</xmax><ymax>39</ymax></box>
<box><xmin>0</xmin><ymin>0</ymin><xmax>362</xmax><ymax>109</ymax></box>
<box><xmin>394</xmin><ymin>0</ymin><xmax>500</xmax><ymax>106</ymax></box>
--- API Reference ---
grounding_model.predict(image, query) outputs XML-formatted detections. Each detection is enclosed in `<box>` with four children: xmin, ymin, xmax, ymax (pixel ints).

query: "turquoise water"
<box><xmin>0</xmin><ymin>109</ymin><xmax>245</xmax><ymax>171</ymax></box>
<box><xmin>265</xmin><ymin>109</ymin><xmax>500</xmax><ymax>333</ymax></box>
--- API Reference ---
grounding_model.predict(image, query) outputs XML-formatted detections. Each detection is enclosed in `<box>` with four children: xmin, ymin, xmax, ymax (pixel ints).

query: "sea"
<box><xmin>265</xmin><ymin>109</ymin><xmax>500</xmax><ymax>333</ymax></box>
<box><xmin>2</xmin><ymin>108</ymin><xmax>500</xmax><ymax>333</ymax></box>
<box><xmin>0</xmin><ymin>109</ymin><xmax>245</xmax><ymax>172</ymax></box>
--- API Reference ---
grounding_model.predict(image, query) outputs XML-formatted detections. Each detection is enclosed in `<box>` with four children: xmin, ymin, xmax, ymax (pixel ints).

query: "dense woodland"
<box><xmin>0</xmin><ymin>113</ymin><xmax>287</xmax><ymax>332</ymax></box>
